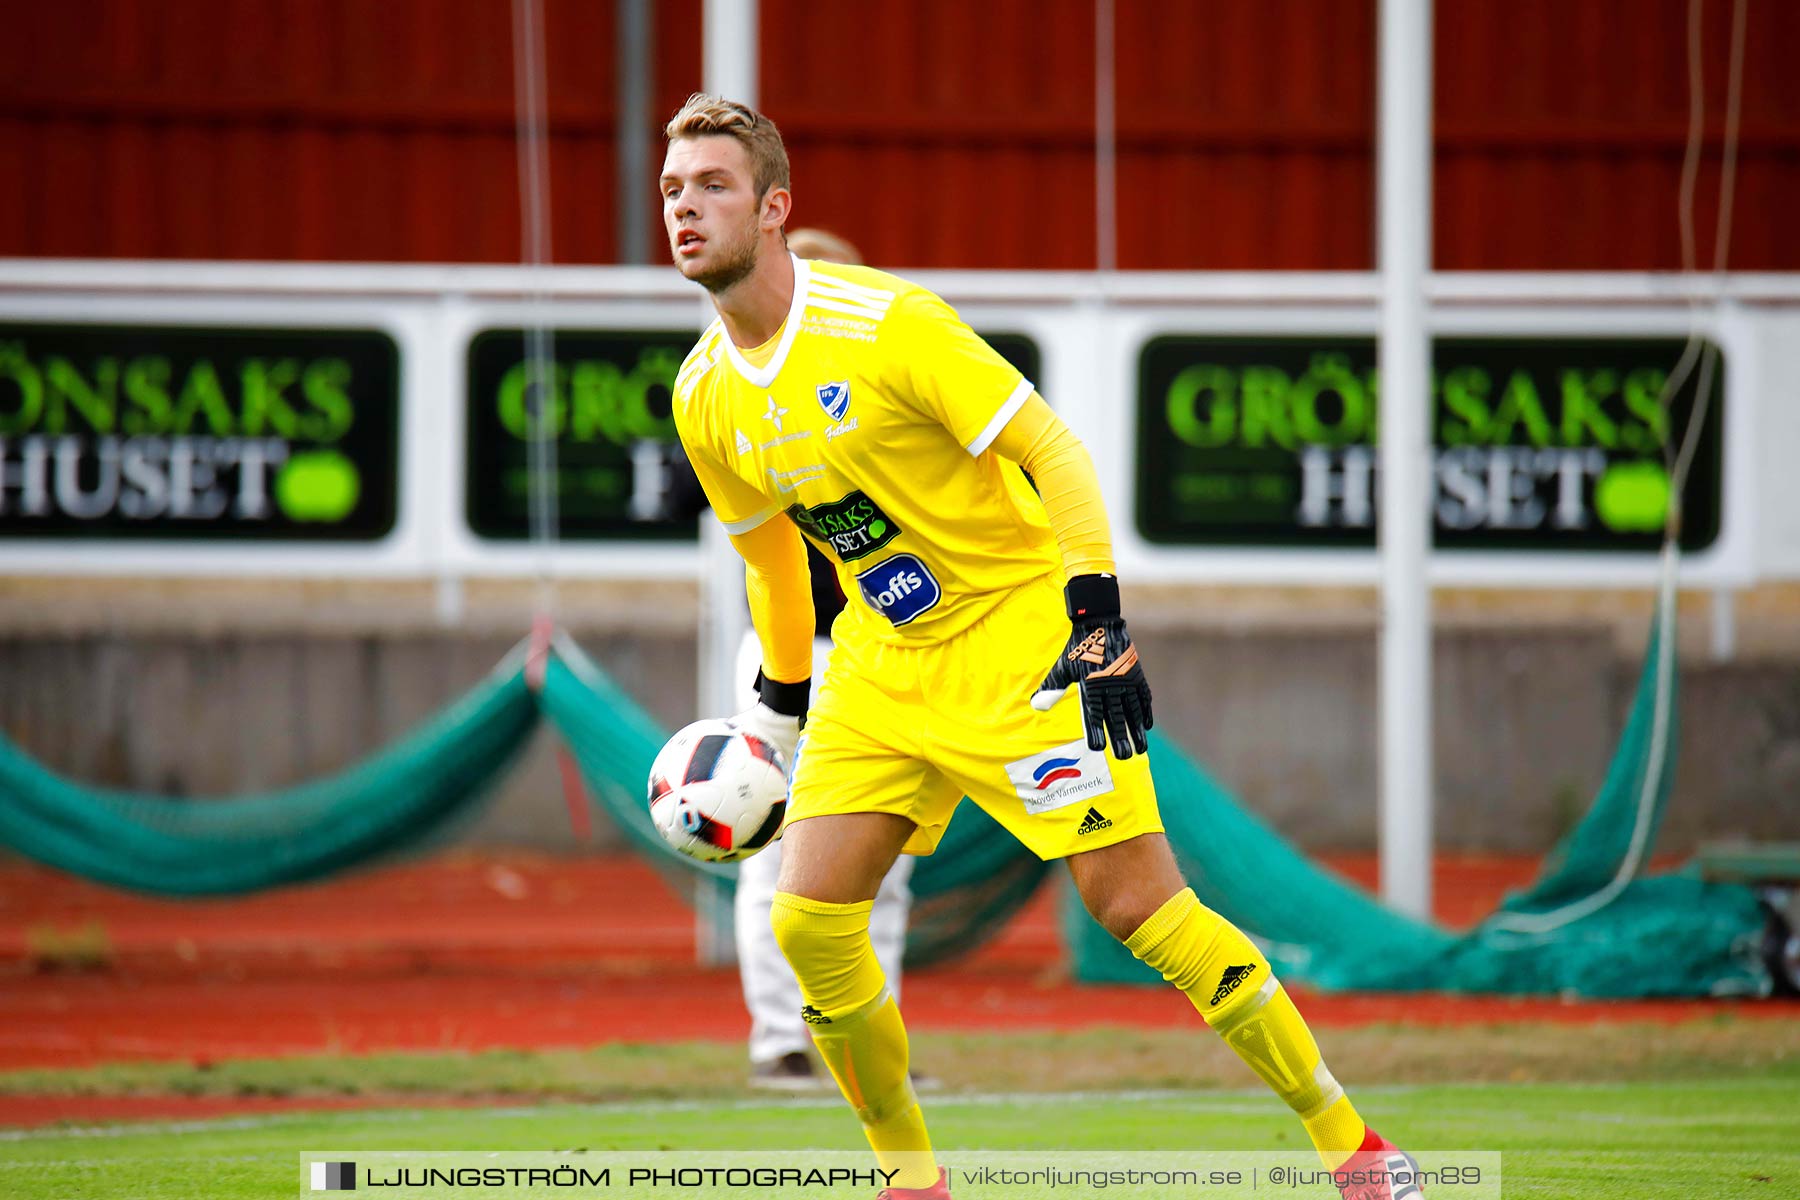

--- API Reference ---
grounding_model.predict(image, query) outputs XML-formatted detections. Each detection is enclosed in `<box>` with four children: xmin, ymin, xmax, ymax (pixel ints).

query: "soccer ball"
<box><xmin>647</xmin><ymin>718</ymin><xmax>789</xmax><ymax>863</ymax></box>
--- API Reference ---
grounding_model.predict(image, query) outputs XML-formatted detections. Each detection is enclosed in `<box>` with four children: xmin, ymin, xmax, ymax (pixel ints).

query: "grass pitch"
<box><xmin>6</xmin><ymin>1018</ymin><xmax>1794</xmax><ymax>1099</ymax></box>
<box><xmin>1</xmin><ymin>1022</ymin><xmax>1793</xmax><ymax>1197</ymax></box>
<box><xmin>2</xmin><ymin>1068</ymin><xmax>1796</xmax><ymax>1198</ymax></box>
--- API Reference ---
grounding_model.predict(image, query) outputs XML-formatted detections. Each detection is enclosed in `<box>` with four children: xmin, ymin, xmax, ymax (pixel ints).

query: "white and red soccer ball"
<box><xmin>647</xmin><ymin>718</ymin><xmax>789</xmax><ymax>863</ymax></box>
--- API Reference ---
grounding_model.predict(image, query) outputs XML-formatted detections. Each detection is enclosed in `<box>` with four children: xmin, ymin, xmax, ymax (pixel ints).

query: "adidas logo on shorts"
<box><xmin>1076</xmin><ymin>807</ymin><xmax>1113</xmax><ymax>836</ymax></box>
<box><xmin>800</xmin><ymin>1004</ymin><xmax>831</xmax><ymax>1026</ymax></box>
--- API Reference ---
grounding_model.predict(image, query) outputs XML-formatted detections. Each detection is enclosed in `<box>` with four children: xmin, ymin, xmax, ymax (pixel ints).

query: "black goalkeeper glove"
<box><xmin>1030</xmin><ymin>573</ymin><xmax>1154</xmax><ymax>759</ymax></box>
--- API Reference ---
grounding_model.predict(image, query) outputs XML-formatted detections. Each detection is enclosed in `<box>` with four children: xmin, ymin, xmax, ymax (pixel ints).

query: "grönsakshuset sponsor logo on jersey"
<box><xmin>786</xmin><ymin>489</ymin><xmax>902</xmax><ymax>563</ymax></box>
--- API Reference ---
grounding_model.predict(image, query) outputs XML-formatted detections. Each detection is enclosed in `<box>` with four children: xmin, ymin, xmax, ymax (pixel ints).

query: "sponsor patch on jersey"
<box><xmin>801</xmin><ymin>318</ymin><xmax>877</xmax><ymax>343</ymax></box>
<box><xmin>1004</xmin><ymin>738</ymin><xmax>1116</xmax><ymax>814</ymax></box>
<box><xmin>759</xmin><ymin>429</ymin><xmax>812</xmax><ymax>451</ymax></box>
<box><xmin>767</xmin><ymin>464</ymin><xmax>828</xmax><ymax>493</ymax></box>
<box><xmin>786</xmin><ymin>490</ymin><xmax>901</xmax><ymax>563</ymax></box>
<box><xmin>855</xmin><ymin>554</ymin><xmax>941</xmax><ymax>626</ymax></box>
<box><xmin>817</xmin><ymin>380</ymin><xmax>851</xmax><ymax>422</ymax></box>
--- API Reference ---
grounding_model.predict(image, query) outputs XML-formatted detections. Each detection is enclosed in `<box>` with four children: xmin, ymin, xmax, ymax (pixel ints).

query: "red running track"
<box><xmin>2</xmin><ymin>853</ymin><xmax>1790</xmax><ymax>1079</ymax></box>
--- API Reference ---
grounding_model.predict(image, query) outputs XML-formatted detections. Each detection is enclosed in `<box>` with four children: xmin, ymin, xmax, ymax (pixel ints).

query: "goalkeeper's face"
<box><xmin>660</xmin><ymin>136</ymin><xmax>781</xmax><ymax>294</ymax></box>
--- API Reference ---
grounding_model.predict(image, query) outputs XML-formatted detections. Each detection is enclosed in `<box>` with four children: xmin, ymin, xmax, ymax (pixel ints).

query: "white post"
<box><xmin>694</xmin><ymin>0</ymin><xmax>760</xmax><ymax>967</ymax></box>
<box><xmin>697</xmin><ymin>0</ymin><xmax>759</xmax><ymax>721</ymax></box>
<box><xmin>697</xmin><ymin>518</ymin><xmax>749</xmax><ymax>718</ymax></box>
<box><xmin>1710</xmin><ymin>586</ymin><xmax>1736</xmax><ymax>661</ymax></box>
<box><xmin>704</xmin><ymin>0</ymin><xmax>758</xmax><ymax>106</ymax></box>
<box><xmin>1378</xmin><ymin>0</ymin><xmax>1434</xmax><ymax>920</ymax></box>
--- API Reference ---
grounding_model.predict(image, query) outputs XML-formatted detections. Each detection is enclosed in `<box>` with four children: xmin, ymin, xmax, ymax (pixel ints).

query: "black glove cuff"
<box><xmin>1064</xmin><ymin>573</ymin><xmax>1122</xmax><ymax>621</ymax></box>
<box><xmin>754</xmin><ymin>669</ymin><xmax>811</xmax><ymax>719</ymax></box>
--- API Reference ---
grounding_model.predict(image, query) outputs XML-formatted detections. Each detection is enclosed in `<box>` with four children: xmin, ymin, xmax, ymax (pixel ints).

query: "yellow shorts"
<box><xmin>786</xmin><ymin>571</ymin><xmax>1163</xmax><ymax>860</ymax></box>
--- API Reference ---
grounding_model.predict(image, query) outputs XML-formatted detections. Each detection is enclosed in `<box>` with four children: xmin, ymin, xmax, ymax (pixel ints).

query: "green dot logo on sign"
<box><xmin>276</xmin><ymin>451</ymin><xmax>362</xmax><ymax>523</ymax></box>
<box><xmin>868</xmin><ymin>520</ymin><xmax>886</xmax><ymax>539</ymax></box>
<box><xmin>1594</xmin><ymin>460</ymin><xmax>1671</xmax><ymax>533</ymax></box>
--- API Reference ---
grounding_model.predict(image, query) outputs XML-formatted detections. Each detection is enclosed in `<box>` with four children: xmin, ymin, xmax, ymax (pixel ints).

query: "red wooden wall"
<box><xmin>1</xmin><ymin>0</ymin><xmax>1793</xmax><ymax>270</ymax></box>
<box><xmin>1435</xmin><ymin>0</ymin><xmax>1796</xmax><ymax>270</ymax></box>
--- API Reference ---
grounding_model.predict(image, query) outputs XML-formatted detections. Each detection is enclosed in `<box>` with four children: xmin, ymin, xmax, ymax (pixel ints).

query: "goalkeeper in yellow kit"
<box><xmin>660</xmin><ymin>93</ymin><xmax>1423</xmax><ymax>1200</ymax></box>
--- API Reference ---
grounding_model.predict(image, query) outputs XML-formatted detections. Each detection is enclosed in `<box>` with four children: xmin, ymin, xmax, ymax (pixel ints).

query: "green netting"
<box><xmin>538</xmin><ymin>647</ymin><xmax>735</xmax><ymax>878</ymax></box>
<box><xmin>0</xmin><ymin>659</ymin><xmax>539</xmax><ymax>896</ymax></box>
<box><xmin>901</xmin><ymin>805</ymin><xmax>1050</xmax><ymax>967</ymax></box>
<box><xmin>0</xmin><ymin>610</ymin><xmax>1768</xmax><ymax>995</ymax></box>
<box><xmin>1066</xmin><ymin>603</ymin><xmax>1771</xmax><ymax>997</ymax></box>
<box><xmin>1494</xmin><ymin>610</ymin><xmax>1677</xmax><ymax>919</ymax></box>
<box><xmin>539</xmin><ymin>638</ymin><xmax>1051</xmax><ymax>967</ymax></box>
<box><xmin>535</xmin><ymin>646</ymin><xmax>737</xmax><ymax>928</ymax></box>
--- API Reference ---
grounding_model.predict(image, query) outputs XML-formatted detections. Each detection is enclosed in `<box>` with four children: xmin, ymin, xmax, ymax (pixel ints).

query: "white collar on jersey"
<box><xmin>720</xmin><ymin>253</ymin><xmax>811</xmax><ymax>391</ymax></box>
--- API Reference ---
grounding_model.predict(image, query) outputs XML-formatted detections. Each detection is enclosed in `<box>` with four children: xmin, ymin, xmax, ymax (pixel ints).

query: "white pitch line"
<box><xmin>4</xmin><ymin>1077</ymin><xmax>1791</xmax><ymax>1143</ymax></box>
<box><xmin>0</xmin><ymin>1089</ymin><xmax>1277</xmax><ymax>1142</ymax></box>
<box><xmin>0</xmin><ymin>1153</ymin><xmax>279</xmax><ymax>1169</ymax></box>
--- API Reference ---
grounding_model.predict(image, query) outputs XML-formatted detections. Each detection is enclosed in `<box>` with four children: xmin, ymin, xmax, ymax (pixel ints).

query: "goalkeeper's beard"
<box><xmin>688</xmin><ymin>221</ymin><xmax>761</xmax><ymax>295</ymax></box>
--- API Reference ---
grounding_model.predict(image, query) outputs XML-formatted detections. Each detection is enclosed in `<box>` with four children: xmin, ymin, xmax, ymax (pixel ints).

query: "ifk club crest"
<box><xmin>817</xmin><ymin>381</ymin><xmax>851</xmax><ymax>421</ymax></box>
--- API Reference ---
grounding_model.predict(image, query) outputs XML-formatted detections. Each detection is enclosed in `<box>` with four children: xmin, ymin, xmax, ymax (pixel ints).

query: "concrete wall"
<box><xmin>1136</xmin><ymin>626</ymin><xmax>1624</xmax><ymax>852</ymax></box>
<box><xmin>0</xmin><ymin>629</ymin><xmax>697</xmax><ymax>856</ymax></box>
<box><xmin>3</xmin><ymin>620</ymin><xmax>1795</xmax><ymax>856</ymax></box>
<box><xmin>1137</xmin><ymin>624</ymin><xmax>1800</xmax><ymax>853</ymax></box>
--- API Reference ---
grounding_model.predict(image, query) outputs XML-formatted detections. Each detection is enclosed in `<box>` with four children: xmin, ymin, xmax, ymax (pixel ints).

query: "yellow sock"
<box><xmin>770</xmin><ymin>892</ymin><xmax>937</xmax><ymax>1188</ymax></box>
<box><xmin>1125</xmin><ymin>888</ymin><xmax>1367</xmax><ymax>1168</ymax></box>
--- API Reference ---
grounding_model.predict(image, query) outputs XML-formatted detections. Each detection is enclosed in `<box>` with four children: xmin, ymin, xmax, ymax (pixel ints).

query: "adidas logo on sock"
<box><xmin>1076</xmin><ymin>807</ymin><xmax>1113</xmax><ymax>835</ymax></box>
<box><xmin>800</xmin><ymin>1004</ymin><xmax>831</xmax><ymax>1026</ymax></box>
<box><xmin>1210</xmin><ymin>964</ymin><xmax>1256</xmax><ymax>1006</ymax></box>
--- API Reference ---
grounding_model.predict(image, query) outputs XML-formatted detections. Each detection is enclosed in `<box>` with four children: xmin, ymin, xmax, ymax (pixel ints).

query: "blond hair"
<box><xmin>663</xmin><ymin>92</ymin><xmax>790</xmax><ymax>200</ymax></box>
<box><xmin>786</xmin><ymin>228</ymin><xmax>862</xmax><ymax>265</ymax></box>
